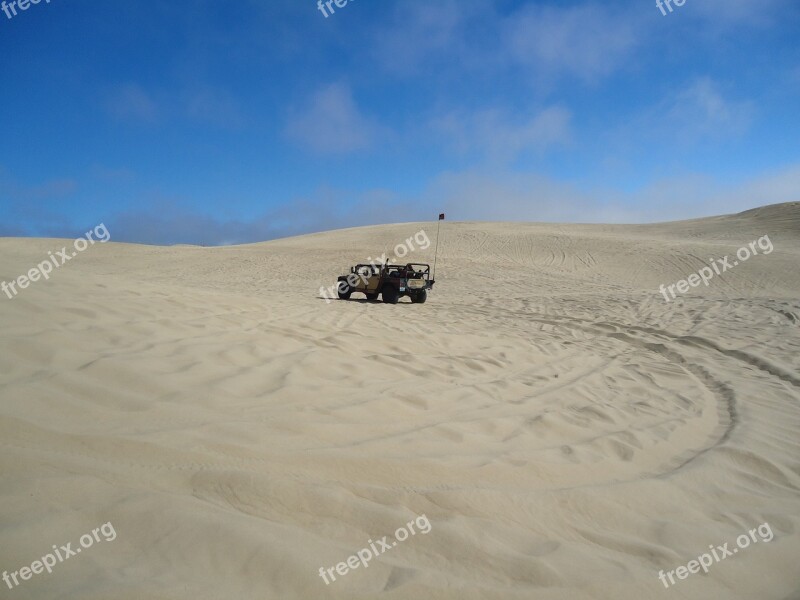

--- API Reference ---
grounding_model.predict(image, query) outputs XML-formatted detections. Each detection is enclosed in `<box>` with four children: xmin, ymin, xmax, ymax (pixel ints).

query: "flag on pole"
<box><xmin>439</xmin><ymin>213</ymin><xmax>445</xmax><ymax>220</ymax></box>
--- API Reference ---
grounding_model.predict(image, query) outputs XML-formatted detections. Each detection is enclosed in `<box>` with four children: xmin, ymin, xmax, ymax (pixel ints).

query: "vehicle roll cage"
<box><xmin>350</xmin><ymin>263</ymin><xmax>432</xmax><ymax>279</ymax></box>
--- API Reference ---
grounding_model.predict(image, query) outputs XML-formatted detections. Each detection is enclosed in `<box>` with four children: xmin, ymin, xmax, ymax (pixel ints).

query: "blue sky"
<box><xmin>1</xmin><ymin>0</ymin><xmax>799</xmax><ymax>245</ymax></box>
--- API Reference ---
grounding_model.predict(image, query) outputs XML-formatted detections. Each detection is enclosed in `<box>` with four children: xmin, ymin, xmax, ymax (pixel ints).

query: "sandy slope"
<box><xmin>1</xmin><ymin>202</ymin><xmax>799</xmax><ymax>599</ymax></box>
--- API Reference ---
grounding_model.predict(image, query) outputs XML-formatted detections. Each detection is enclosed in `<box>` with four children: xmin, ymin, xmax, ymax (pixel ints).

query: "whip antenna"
<box><xmin>433</xmin><ymin>213</ymin><xmax>444</xmax><ymax>281</ymax></box>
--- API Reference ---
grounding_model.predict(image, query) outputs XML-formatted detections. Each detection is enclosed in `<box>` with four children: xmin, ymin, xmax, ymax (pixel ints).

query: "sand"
<box><xmin>1</xmin><ymin>202</ymin><xmax>799</xmax><ymax>599</ymax></box>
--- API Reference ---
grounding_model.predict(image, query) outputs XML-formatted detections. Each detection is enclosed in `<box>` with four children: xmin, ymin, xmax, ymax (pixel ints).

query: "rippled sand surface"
<box><xmin>1</xmin><ymin>203</ymin><xmax>799</xmax><ymax>599</ymax></box>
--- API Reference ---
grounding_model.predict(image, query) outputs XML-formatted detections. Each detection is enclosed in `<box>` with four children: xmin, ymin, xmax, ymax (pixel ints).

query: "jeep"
<box><xmin>337</xmin><ymin>263</ymin><xmax>434</xmax><ymax>304</ymax></box>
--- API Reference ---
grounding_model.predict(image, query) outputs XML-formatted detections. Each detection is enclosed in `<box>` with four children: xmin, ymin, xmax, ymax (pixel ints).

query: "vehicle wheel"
<box><xmin>338</xmin><ymin>282</ymin><xmax>352</xmax><ymax>300</ymax></box>
<box><xmin>381</xmin><ymin>285</ymin><xmax>399</xmax><ymax>304</ymax></box>
<box><xmin>411</xmin><ymin>289</ymin><xmax>427</xmax><ymax>304</ymax></box>
<box><xmin>366</xmin><ymin>292</ymin><xmax>379</xmax><ymax>300</ymax></box>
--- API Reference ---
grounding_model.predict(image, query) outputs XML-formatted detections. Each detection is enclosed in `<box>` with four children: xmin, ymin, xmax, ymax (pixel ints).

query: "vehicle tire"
<box><xmin>366</xmin><ymin>292</ymin><xmax>379</xmax><ymax>301</ymax></box>
<box><xmin>337</xmin><ymin>282</ymin><xmax>352</xmax><ymax>300</ymax></box>
<box><xmin>411</xmin><ymin>289</ymin><xmax>427</xmax><ymax>304</ymax></box>
<box><xmin>381</xmin><ymin>285</ymin><xmax>399</xmax><ymax>304</ymax></box>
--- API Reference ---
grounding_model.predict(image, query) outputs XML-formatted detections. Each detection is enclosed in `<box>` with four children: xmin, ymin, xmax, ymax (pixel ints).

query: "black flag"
<box><xmin>439</xmin><ymin>213</ymin><xmax>445</xmax><ymax>220</ymax></box>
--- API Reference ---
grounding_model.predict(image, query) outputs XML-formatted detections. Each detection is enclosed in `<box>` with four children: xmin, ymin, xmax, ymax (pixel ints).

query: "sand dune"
<box><xmin>1</xmin><ymin>202</ymin><xmax>799</xmax><ymax>599</ymax></box>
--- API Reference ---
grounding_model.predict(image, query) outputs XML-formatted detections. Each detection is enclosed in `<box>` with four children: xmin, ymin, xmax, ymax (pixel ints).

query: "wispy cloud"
<box><xmin>432</xmin><ymin>105</ymin><xmax>572</xmax><ymax>162</ymax></box>
<box><xmin>104</xmin><ymin>188</ymin><xmax>412</xmax><ymax>246</ymax></box>
<box><xmin>88</xmin><ymin>164</ymin><xmax>136</xmax><ymax>182</ymax></box>
<box><xmin>105</xmin><ymin>83</ymin><xmax>245</xmax><ymax>128</ymax></box>
<box><xmin>420</xmin><ymin>163</ymin><xmax>800</xmax><ymax>225</ymax></box>
<box><xmin>668</xmin><ymin>79</ymin><xmax>753</xmax><ymax>137</ymax></box>
<box><xmin>184</xmin><ymin>87</ymin><xmax>245</xmax><ymax>129</ymax></box>
<box><xmin>0</xmin><ymin>167</ymin><xmax>78</xmax><ymax>236</ymax></box>
<box><xmin>370</xmin><ymin>1</ymin><xmax>642</xmax><ymax>85</ymax></box>
<box><xmin>285</xmin><ymin>83</ymin><xmax>385</xmax><ymax>154</ymax></box>
<box><xmin>0</xmin><ymin>168</ymin><xmax>77</xmax><ymax>203</ymax></box>
<box><xmin>690</xmin><ymin>0</ymin><xmax>793</xmax><ymax>26</ymax></box>
<box><xmin>106</xmin><ymin>83</ymin><xmax>159</xmax><ymax>123</ymax></box>
<box><xmin>639</xmin><ymin>78</ymin><xmax>755</xmax><ymax>144</ymax></box>
<box><xmin>97</xmin><ymin>162</ymin><xmax>800</xmax><ymax>245</ymax></box>
<box><xmin>503</xmin><ymin>3</ymin><xmax>640</xmax><ymax>83</ymax></box>
<box><xmin>372</xmin><ymin>0</ymin><xmax>478</xmax><ymax>75</ymax></box>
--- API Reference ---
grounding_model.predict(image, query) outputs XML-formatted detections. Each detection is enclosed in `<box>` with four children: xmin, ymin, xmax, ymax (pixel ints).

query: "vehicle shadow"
<box><xmin>316</xmin><ymin>297</ymin><xmax>411</xmax><ymax>304</ymax></box>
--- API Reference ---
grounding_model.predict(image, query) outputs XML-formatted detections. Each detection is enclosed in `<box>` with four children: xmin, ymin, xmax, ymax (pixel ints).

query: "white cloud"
<box><xmin>285</xmin><ymin>83</ymin><xmax>384</xmax><ymax>154</ymax></box>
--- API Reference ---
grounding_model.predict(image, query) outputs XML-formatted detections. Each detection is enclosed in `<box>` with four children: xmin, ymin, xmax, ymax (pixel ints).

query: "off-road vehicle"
<box><xmin>337</xmin><ymin>263</ymin><xmax>434</xmax><ymax>304</ymax></box>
